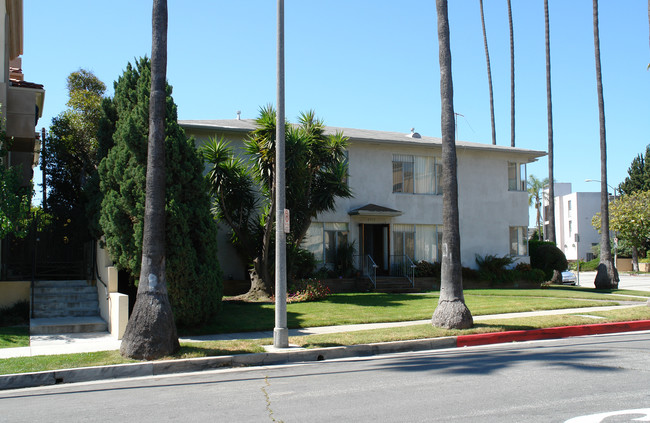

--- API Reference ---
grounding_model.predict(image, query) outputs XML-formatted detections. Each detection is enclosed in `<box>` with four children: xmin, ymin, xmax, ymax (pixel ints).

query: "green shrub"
<box><xmin>287</xmin><ymin>245</ymin><xmax>317</xmax><ymax>281</ymax></box>
<box><xmin>461</xmin><ymin>266</ymin><xmax>480</xmax><ymax>281</ymax></box>
<box><xmin>475</xmin><ymin>254</ymin><xmax>516</xmax><ymax>285</ymax></box>
<box><xmin>529</xmin><ymin>241</ymin><xmax>568</xmax><ymax>280</ymax></box>
<box><xmin>0</xmin><ymin>301</ymin><xmax>29</xmax><ymax>327</ymax></box>
<box><xmin>571</xmin><ymin>258</ymin><xmax>600</xmax><ymax>271</ymax></box>
<box><xmin>414</xmin><ymin>261</ymin><xmax>441</xmax><ymax>277</ymax></box>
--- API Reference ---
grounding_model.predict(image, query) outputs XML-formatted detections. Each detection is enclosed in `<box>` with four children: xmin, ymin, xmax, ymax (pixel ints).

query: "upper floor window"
<box><xmin>508</xmin><ymin>162</ymin><xmax>526</xmax><ymax>191</ymax></box>
<box><xmin>393</xmin><ymin>154</ymin><xmax>441</xmax><ymax>194</ymax></box>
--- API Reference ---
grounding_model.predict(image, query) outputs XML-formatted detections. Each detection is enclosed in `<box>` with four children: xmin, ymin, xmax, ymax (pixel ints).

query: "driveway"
<box><xmin>577</xmin><ymin>271</ymin><xmax>650</xmax><ymax>291</ymax></box>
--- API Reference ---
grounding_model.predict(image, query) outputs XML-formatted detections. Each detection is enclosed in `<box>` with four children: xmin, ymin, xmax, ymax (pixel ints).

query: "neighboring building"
<box><xmin>543</xmin><ymin>183</ymin><xmax>600</xmax><ymax>261</ymax></box>
<box><xmin>0</xmin><ymin>0</ymin><xmax>45</xmax><ymax>307</ymax></box>
<box><xmin>180</xmin><ymin>118</ymin><xmax>545</xmax><ymax>281</ymax></box>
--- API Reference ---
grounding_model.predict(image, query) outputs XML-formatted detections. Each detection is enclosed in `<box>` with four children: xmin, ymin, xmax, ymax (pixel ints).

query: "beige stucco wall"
<box><xmin>95</xmin><ymin>241</ymin><xmax>128</xmax><ymax>339</ymax></box>
<box><xmin>0</xmin><ymin>281</ymin><xmax>29</xmax><ymax>308</ymax></box>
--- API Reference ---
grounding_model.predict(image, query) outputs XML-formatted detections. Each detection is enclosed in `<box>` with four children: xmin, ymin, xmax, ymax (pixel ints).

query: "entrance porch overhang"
<box><xmin>348</xmin><ymin>204</ymin><xmax>402</xmax><ymax>217</ymax></box>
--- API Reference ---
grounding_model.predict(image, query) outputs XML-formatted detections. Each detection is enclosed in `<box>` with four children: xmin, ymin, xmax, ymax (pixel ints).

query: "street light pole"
<box><xmin>273</xmin><ymin>0</ymin><xmax>288</xmax><ymax>349</ymax></box>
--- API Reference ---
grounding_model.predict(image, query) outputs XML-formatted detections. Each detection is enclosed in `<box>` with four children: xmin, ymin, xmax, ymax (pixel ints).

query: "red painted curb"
<box><xmin>456</xmin><ymin>320</ymin><xmax>650</xmax><ymax>348</ymax></box>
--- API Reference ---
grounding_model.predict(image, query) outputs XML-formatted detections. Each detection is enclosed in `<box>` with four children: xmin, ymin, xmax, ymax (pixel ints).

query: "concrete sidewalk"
<box><xmin>2</xmin><ymin>303</ymin><xmax>650</xmax><ymax>391</ymax></box>
<box><xmin>0</xmin><ymin>304</ymin><xmax>643</xmax><ymax>359</ymax></box>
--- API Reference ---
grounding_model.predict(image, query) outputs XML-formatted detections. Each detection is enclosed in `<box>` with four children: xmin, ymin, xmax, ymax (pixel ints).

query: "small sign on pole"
<box><xmin>283</xmin><ymin>209</ymin><xmax>290</xmax><ymax>233</ymax></box>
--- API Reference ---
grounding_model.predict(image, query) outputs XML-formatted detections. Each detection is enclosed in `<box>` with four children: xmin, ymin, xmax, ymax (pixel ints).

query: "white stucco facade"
<box><xmin>181</xmin><ymin>119</ymin><xmax>545</xmax><ymax>280</ymax></box>
<box><xmin>544</xmin><ymin>183</ymin><xmax>601</xmax><ymax>261</ymax></box>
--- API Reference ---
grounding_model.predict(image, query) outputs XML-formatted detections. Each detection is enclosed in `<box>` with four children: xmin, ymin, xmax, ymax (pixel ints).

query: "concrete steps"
<box><xmin>30</xmin><ymin>280</ymin><xmax>107</xmax><ymax>335</ymax></box>
<box><xmin>374</xmin><ymin>277</ymin><xmax>419</xmax><ymax>293</ymax></box>
<box><xmin>30</xmin><ymin>316</ymin><xmax>108</xmax><ymax>335</ymax></box>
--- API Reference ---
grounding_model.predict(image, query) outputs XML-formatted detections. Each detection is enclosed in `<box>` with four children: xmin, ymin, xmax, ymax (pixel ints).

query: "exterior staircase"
<box><xmin>374</xmin><ymin>276</ymin><xmax>419</xmax><ymax>293</ymax></box>
<box><xmin>30</xmin><ymin>280</ymin><xmax>108</xmax><ymax>335</ymax></box>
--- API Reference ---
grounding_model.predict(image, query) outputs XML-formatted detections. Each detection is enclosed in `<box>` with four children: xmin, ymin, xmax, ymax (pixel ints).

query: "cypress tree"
<box><xmin>97</xmin><ymin>58</ymin><xmax>222</xmax><ymax>327</ymax></box>
<box><xmin>618</xmin><ymin>145</ymin><xmax>650</xmax><ymax>196</ymax></box>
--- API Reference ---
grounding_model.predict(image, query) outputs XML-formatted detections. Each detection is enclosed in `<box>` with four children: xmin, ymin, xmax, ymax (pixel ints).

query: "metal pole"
<box><xmin>273</xmin><ymin>0</ymin><xmax>288</xmax><ymax>348</ymax></box>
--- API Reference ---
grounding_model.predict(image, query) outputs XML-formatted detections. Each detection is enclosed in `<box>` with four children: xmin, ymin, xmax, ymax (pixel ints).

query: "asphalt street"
<box><xmin>2</xmin><ymin>331</ymin><xmax>650</xmax><ymax>422</ymax></box>
<box><xmin>579</xmin><ymin>271</ymin><xmax>650</xmax><ymax>291</ymax></box>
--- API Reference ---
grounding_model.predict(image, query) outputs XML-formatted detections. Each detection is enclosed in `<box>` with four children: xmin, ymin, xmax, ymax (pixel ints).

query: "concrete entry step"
<box><xmin>31</xmin><ymin>279</ymin><xmax>101</xmax><ymax>319</ymax></box>
<box><xmin>30</xmin><ymin>316</ymin><xmax>108</xmax><ymax>335</ymax></box>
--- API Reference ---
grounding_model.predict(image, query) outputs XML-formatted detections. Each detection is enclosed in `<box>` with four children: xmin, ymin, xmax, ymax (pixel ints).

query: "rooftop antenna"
<box><xmin>454</xmin><ymin>112</ymin><xmax>464</xmax><ymax>140</ymax></box>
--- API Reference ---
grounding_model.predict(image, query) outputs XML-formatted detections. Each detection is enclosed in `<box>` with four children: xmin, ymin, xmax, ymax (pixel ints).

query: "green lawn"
<box><xmin>180</xmin><ymin>288</ymin><xmax>637</xmax><ymax>335</ymax></box>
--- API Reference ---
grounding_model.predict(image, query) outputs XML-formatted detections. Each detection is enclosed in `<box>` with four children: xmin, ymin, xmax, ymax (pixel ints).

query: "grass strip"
<box><xmin>2</xmin><ymin>306</ymin><xmax>649</xmax><ymax>376</ymax></box>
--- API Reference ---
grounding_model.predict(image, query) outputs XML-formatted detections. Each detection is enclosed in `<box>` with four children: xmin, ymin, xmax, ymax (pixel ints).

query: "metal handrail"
<box><xmin>405</xmin><ymin>255</ymin><xmax>416</xmax><ymax>287</ymax></box>
<box><xmin>390</xmin><ymin>255</ymin><xmax>416</xmax><ymax>287</ymax></box>
<box><xmin>365</xmin><ymin>255</ymin><xmax>378</xmax><ymax>288</ymax></box>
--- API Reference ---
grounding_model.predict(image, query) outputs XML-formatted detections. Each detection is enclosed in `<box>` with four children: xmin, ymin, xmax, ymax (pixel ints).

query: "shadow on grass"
<box><xmin>0</xmin><ymin>325</ymin><xmax>30</xmax><ymax>349</ymax></box>
<box><xmin>322</xmin><ymin>293</ymin><xmax>437</xmax><ymax>307</ymax></box>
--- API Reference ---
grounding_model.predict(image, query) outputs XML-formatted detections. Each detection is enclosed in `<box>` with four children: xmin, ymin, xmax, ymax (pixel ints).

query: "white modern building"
<box><xmin>544</xmin><ymin>183</ymin><xmax>601</xmax><ymax>261</ymax></box>
<box><xmin>181</xmin><ymin>118</ymin><xmax>545</xmax><ymax>281</ymax></box>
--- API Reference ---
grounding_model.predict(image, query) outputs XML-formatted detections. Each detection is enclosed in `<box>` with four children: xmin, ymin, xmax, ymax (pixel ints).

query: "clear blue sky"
<box><xmin>24</xmin><ymin>1</ymin><xmax>650</xmax><ymax>225</ymax></box>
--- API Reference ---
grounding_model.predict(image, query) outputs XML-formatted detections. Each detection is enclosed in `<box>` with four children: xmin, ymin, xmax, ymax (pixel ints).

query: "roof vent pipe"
<box><xmin>236</xmin><ymin>110</ymin><xmax>241</xmax><ymax>120</ymax></box>
<box><xmin>408</xmin><ymin>128</ymin><xmax>421</xmax><ymax>138</ymax></box>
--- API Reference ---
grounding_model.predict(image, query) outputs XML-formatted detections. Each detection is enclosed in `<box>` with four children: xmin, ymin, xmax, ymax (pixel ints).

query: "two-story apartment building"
<box><xmin>180</xmin><ymin>118</ymin><xmax>545</xmax><ymax>281</ymax></box>
<box><xmin>544</xmin><ymin>183</ymin><xmax>601</xmax><ymax>262</ymax></box>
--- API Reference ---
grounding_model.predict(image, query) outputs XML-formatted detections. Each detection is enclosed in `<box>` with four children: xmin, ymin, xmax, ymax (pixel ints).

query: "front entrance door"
<box><xmin>359</xmin><ymin>223</ymin><xmax>389</xmax><ymax>275</ymax></box>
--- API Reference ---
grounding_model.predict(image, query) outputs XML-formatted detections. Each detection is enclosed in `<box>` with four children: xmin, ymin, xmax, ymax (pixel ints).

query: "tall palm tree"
<box><xmin>479</xmin><ymin>0</ymin><xmax>496</xmax><ymax>145</ymax></box>
<box><xmin>544</xmin><ymin>0</ymin><xmax>556</xmax><ymax>244</ymax></box>
<box><xmin>527</xmin><ymin>175</ymin><xmax>548</xmax><ymax>241</ymax></box>
<box><xmin>507</xmin><ymin>0</ymin><xmax>515</xmax><ymax>147</ymax></box>
<box><xmin>432</xmin><ymin>0</ymin><xmax>473</xmax><ymax>330</ymax></box>
<box><xmin>592</xmin><ymin>0</ymin><xmax>618</xmax><ymax>289</ymax></box>
<box><xmin>120</xmin><ymin>0</ymin><xmax>180</xmax><ymax>360</ymax></box>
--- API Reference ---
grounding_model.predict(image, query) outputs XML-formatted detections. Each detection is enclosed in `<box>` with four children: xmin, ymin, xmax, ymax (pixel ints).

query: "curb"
<box><xmin>456</xmin><ymin>320</ymin><xmax>650</xmax><ymax>347</ymax></box>
<box><xmin>2</xmin><ymin>321</ymin><xmax>650</xmax><ymax>391</ymax></box>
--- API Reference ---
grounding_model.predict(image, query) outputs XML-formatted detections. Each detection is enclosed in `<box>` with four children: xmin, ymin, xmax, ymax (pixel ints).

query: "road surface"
<box><xmin>2</xmin><ymin>331</ymin><xmax>650</xmax><ymax>422</ymax></box>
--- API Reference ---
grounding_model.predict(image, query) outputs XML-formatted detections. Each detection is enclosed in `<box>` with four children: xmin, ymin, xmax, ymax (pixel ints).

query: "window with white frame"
<box><xmin>302</xmin><ymin>222</ymin><xmax>349</xmax><ymax>267</ymax></box>
<box><xmin>393</xmin><ymin>224</ymin><xmax>441</xmax><ymax>262</ymax></box>
<box><xmin>393</xmin><ymin>154</ymin><xmax>441</xmax><ymax>194</ymax></box>
<box><xmin>508</xmin><ymin>162</ymin><xmax>526</xmax><ymax>191</ymax></box>
<box><xmin>509</xmin><ymin>226</ymin><xmax>528</xmax><ymax>256</ymax></box>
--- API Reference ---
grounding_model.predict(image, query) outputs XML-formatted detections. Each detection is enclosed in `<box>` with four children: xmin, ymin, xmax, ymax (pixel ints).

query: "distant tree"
<box><xmin>479</xmin><ymin>0</ymin><xmax>496</xmax><ymax>145</ymax></box>
<box><xmin>431</xmin><ymin>0</ymin><xmax>473</xmax><ymax>330</ymax></box>
<box><xmin>0</xmin><ymin>135</ymin><xmax>31</xmax><ymax>240</ymax></box>
<box><xmin>593</xmin><ymin>191</ymin><xmax>650</xmax><ymax>272</ymax></box>
<box><xmin>44</xmin><ymin>69</ymin><xmax>105</xmax><ymax>232</ymax></box>
<box><xmin>202</xmin><ymin>106</ymin><xmax>351</xmax><ymax>299</ymax></box>
<box><xmin>618</xmin><ymin>145</ymin><xmax>650</xmax><ymax>196</ymax></box>
<box><xmin>97</xmin><ymin>57</ymin><xmax>222</xmax><ymax>332</ymax></box>
<box><xmin>527</xmin><ymin>175</ymin><xmax>548</xmax><ymax>241</ymax></box>
<box><xmin>592</xmin><ymin>0</ymin><xmax>618</xmax><ymax>289</ymax></box>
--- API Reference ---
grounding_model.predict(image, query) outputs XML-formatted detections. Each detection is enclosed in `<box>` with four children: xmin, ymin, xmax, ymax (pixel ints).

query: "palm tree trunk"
<box><xmin>592</xmin><ymin>0</ymin><xmax>618</xmax><ymax>289</ymax></box>
<box><xmin>507</xmin><ymin>0</ymin><xmax>515</xmax><ymax>147</ymax></box>
<box><xmin>121</xmin><ymin>0</ymin><xmax>179</xmax><ymax>360</ymax></box>
<box><xmin>479</xmin><ymin>0</ymin><xmax>496</xmax><ymax>145</ymax></box>
<box><xmin>432</xmin><ymin>0</ymin><xmax>473</xmax><ymax>330</ymax></box>
<box><xmin>544</xmin><ymin>0</ymin><xmax>556</xmax><ymax>244</ymax></box>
